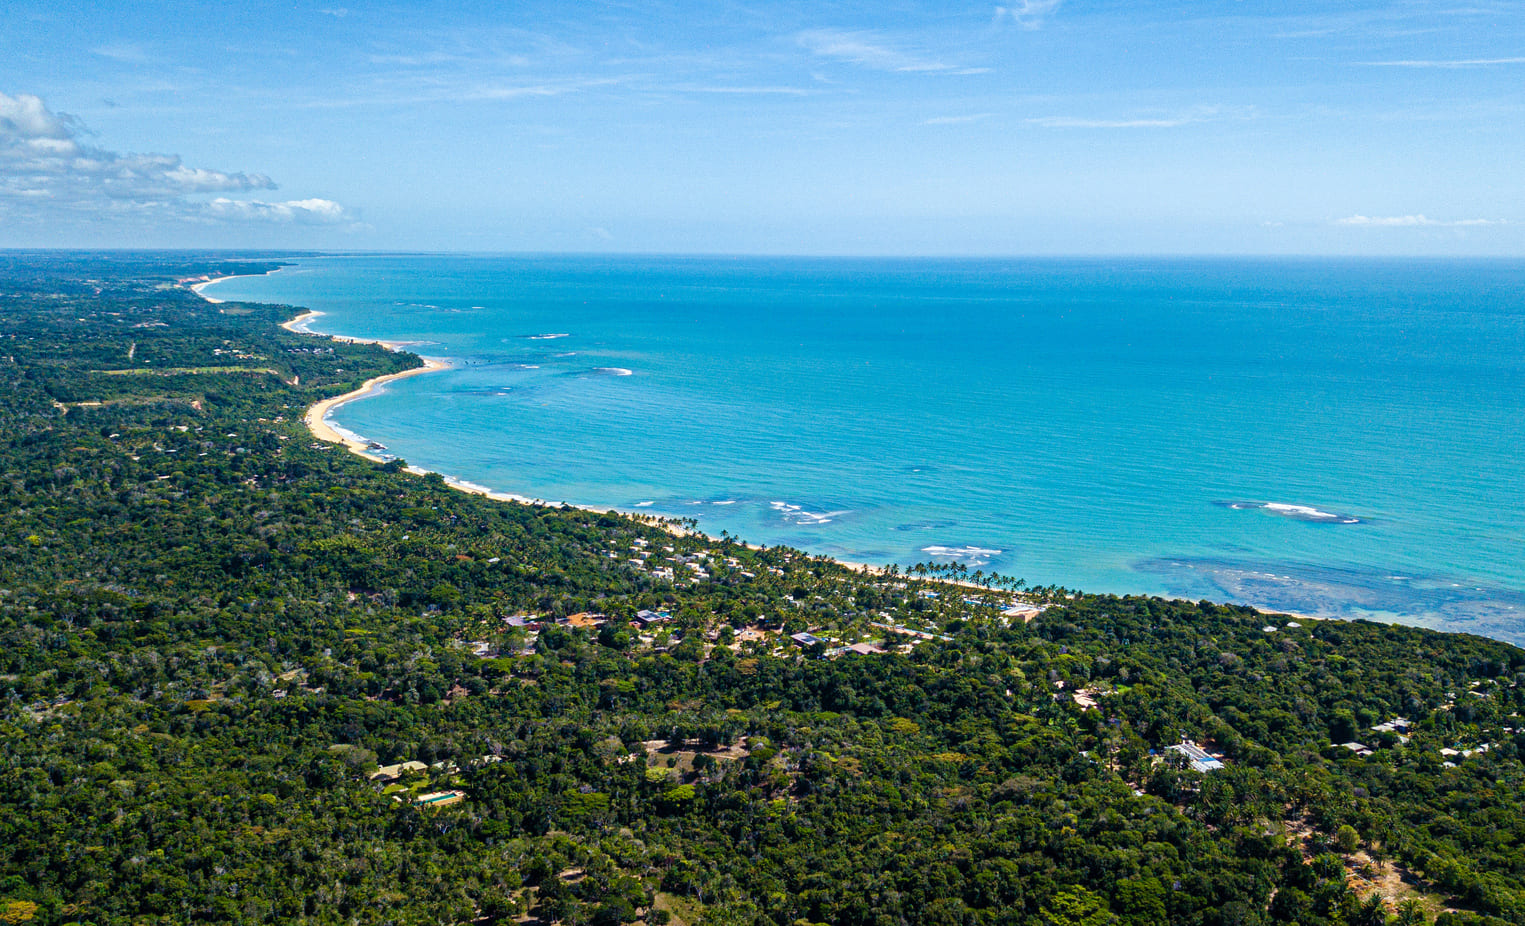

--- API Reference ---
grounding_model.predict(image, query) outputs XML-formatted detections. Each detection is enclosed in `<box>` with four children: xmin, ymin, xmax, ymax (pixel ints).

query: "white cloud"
<box><xmin>797</xmin><ymin>30</ymin><xmax>988</xmax><ymax>75</ymax></box>
<box><xmin>207</xmin><ymin>197</ymin><xmax>350</xmax><ymax>224</ymax></box>
<box><xmin>994</xmin><ymin>1</ymin><xmax>1063</xmax><ymax>30</ymax></box>
<box><xmin>0</xmin><ymin>91</ymin><xmax>348</xmax><ymax>226</ymax></box>
<box><xmin>1360</xmin><ymin>57</ymin><xmax>1525</xmax><ymax>68</ymax></box>
<box><xmin>0</xmin><ymin>92</ymin><xmax>76</xmax><ymax>141</ymax></box>
<box><xmin>1336</xmin><ymin>214</ymin><xmax>1507</xmax><ymax>227</ymax></box>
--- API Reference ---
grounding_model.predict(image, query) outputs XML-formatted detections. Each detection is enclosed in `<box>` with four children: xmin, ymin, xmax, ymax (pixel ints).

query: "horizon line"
<box><xmin>3</xmin><ymin>247</ymin><xmax>1524</xmax><ymax>262</ymax></box>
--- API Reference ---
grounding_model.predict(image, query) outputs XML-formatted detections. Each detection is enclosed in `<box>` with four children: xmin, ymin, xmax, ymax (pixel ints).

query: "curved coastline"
<box><xmin>190</xmin><ymin>275</ymin><xmax>452</xmax><ymax>463</ymax></box>
<box><xmin>184</xmin><ymin>271</ymin><xmax>1363</xmax><ymax>620</ymax></box>
<box><xmin>303</xmin><ymin>359</ymin><xmax>451</xmax><ymax>461</ymax></box>
<box><xmin>189</xmin><ymin>277</ymin><xmax>692</xmax><ymax>532</ymax></box>
<box><xmin>188</xmin><ymin>268</ymin><xmax>283</xmax><ymax>304</ymax></box>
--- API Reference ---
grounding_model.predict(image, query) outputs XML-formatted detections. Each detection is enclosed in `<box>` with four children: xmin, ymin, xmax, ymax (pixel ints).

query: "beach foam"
<box><xmin>921</xmin><ymin>544</ymin><xmax>1003</xmax><ymax>566</ymax></box>
<box><xmin>1220</xmin><ymin>500</ymin><xmax>1361</xmax><ymax>524</ymax></box>
<box><xmin>321</xmin><ymin>417</ymin><xmax>373</xmax><ymax>449</ymax></box>
<box><xmin>770</xmin><ymin>500</ymin><xmax>847</xmax><ymax>526</ymax></box>
<box><xmin>212</xmin><ymin>254</ymin><xmax>1525</xmax><ymax>640</ymax></box>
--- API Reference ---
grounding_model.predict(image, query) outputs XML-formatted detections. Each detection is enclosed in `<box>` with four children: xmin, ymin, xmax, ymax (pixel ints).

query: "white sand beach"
<box><xmin>187</xmin><ymin>270</ymin><xmax>279</xmax><ymax>304</ymax></box>
<box><xmin>303</xmin><ymin>359</ymin><xmax>451</xmax><ymax>460</ymax></box>
<box><xmin>185</xmin><ymin>275</ymin><xmax>1026</xmax><ymax>582</ymax></box>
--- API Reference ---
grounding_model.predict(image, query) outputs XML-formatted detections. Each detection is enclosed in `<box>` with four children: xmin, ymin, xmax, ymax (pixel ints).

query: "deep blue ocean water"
<box><xmin>206</xmin><ymin>255</ymin><xmax>1525</xmax><ymax>642</ymax></box>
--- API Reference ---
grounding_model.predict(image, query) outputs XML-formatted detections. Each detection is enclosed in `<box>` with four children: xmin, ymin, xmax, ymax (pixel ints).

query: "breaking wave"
<box><xmin>1219</xmin><ymin>500</ymin><xmax>1361</xmax><ymax>524</ymax></box>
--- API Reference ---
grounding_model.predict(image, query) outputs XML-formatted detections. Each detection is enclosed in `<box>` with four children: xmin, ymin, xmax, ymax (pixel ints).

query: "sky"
<box><xmin>2</xmin><ymin>0</ymin><xmax>1523</xmax><ymax>255</ymax></box>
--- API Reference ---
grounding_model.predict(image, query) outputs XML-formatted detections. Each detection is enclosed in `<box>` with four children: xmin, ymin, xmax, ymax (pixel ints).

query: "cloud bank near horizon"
<box><xmin>1336</xmin><ymin>214</ymin><xmax>1507</xmax><ymax>228</ymax></box>
<box><xmin>0</xmin><ymin>91</ymin><xmax>350</xmax><ymax>227</ymax></box>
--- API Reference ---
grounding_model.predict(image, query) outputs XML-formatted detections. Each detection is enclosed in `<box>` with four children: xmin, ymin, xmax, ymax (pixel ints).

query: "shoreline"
<box><xmin>188</xmin><ymin>274</ymin><xmax>456</xmax><ymax>465</ymax></box>
<box><xmin>190</xmin><ymin>277</ymin><xmax>695</xmax><ymax>532</ymax></box>
<box><xmin>303</xmin><ymin>358</ymin><xmax>452</xmax><ymax>461</ymax></box>
<box><xmin>187</xmin><ymin>268</ymin><xmax>283</xmax><ymax>304</ymax></box>
<box><xmin>186</xmin><ymin>272</ymin><xmax>1344</xmax><ymax>621</ymax></box>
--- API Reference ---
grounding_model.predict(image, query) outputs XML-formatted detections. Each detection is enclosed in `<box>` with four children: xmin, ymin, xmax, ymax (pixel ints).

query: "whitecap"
<box><xmin>1220</xmin><ymin>500</ymin><xmax>1361</xmax><ymax>524</ymax></box>
<box><xmin>594</xmin><ymin>367</ymin><xmax>633</xmax><ymax>376</ymax></box>
<box><xmin>770</xmin><ymin>500</ymin><xmax>847</xmax><ymax>526</ymax></box>
<box><xmin>920</xmin><ymin>544</ymin><xmax>1003</xmax><ymax>566</ymax></box>
<box><xmin>526</xmin><ymin>333</ymin><xmax>570</xmax><ymax>340</ymax></box>
<box><xmin>634</xmin><ymin>500</ymin><xmax>655</xmax><ymax>507</ymax></box>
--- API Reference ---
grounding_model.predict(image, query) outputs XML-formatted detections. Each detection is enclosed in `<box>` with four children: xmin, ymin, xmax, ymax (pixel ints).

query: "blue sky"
<box><xmin>2</xmin><ymin>0</ymin><xmax>1522</xmax><ymax>254</ymax></box>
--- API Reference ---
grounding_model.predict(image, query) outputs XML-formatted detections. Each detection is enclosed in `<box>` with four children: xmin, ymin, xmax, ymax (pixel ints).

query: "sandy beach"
<box><xmin>188</xmin><ymin>275</ymin><xmax>454</xmax><ymax>464</ymax></box>
<box><xmin>187</xmin><ymin>269</ymin><xmax>280</xmax><ymax>304</ymax></box>
<box><xmin>185</xmin><ymin>275</ymin><xmax>1282</xmax><ymax>614</ymax></box>
<box><xmin>281</xmin><ymin>309</ymin><xmax>322</xmax><ymax>334</ymax></box>
<box><xmin>187</xmin><ymin>278</ymin><xmax>607</xmax><ymax>514</ymax></box>
<box><xmin>304</xmin><ymin>359</ymin><xmax>451</xmax><ymax>461</ymax></box>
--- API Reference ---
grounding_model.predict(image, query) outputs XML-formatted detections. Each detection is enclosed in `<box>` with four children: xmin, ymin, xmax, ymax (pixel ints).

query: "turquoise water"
<box><xmin>207</xmin><ymin>256</ymin><xmax>1525</xmax><ymax>642</ymax></box>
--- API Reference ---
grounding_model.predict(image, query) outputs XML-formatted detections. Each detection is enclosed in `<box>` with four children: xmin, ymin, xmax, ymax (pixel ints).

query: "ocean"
<box><xmin>205</xmin><ymin>255</ymin><xmax>1525</xmax><ymax>642</ymax></box>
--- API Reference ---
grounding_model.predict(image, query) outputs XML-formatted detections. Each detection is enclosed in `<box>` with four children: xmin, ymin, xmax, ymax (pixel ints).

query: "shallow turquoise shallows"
<box><xmin>206</xmin><ymin>255</ymin><xmax>1525</xmax><ymax>642</ymax></box>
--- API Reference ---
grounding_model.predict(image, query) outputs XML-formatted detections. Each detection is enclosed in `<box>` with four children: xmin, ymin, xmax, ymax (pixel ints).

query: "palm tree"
<box><xmin>1394</xmin><ymin>898</ymin><xmax>1427</xmax><ymax>926</ymax></box>
<box><xmin>1354</xmin><ymin>892</ymin><xmax>1389</xmax><ymax>926</ymax></box>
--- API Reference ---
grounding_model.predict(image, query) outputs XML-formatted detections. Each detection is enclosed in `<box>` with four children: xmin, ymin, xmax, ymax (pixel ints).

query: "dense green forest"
<box><xmin>2</xmin><ymin>253</ymin><xmax>1523</xmax><ymax>926</ymax></box>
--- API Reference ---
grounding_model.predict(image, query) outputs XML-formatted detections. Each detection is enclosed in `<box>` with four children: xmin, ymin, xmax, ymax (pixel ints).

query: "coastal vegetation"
<box><xmin>2</xmin><ymin>253</ymin><xmax>1524</xmax><ymax>925</ymax></box>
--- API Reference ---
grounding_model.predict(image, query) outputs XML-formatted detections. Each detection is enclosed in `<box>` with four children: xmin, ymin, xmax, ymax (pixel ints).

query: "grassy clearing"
<box><xmin>94</xmin><ymin>366</ymin><xmax>281</xmax><ymax>376</ymax></box>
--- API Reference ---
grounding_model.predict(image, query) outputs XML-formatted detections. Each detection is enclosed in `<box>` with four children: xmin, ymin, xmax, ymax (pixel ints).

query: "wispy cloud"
<box><xmin>294</xmin><ymin>77</ymin><xmax>624</xmax><ymax>109</ymax></box>
<box><xmin>923</xmin><ymin>113</ymin><xmax>994</xmax><ymax>125</ymax></box>
<box><xmin>1028</xmin><ymin>115</ymin><xmax>1194</xmax><ymax>128</ymax></box>
<box><xmin>1336</xmin><ymin>214</ymin><xmax>1507</xmax><ymax>227</ymax></box>
<box><xmin>993</xmin><ymin>1</ymin><xmax>1063</xmax><ymax>30</ymax></box>
<box><xmin>797</xmin><ymin>29</ymin><xmax>988</xmax><ymax>75</ymax></box>
<box><xmin>1359</xmin><ymin>56</ymin><xmax>1525</xmax><ymax>68</ymax></box>
<box><xmin>1026</xmin><ymin>106</ymin><xmax>1239</xmax><ymax>129</ymax></box>
<box><xmin>0</xmin><ymin>91</ymin><xmax>350</xmax><ymax>226</ymax></box>
<box><xmin>92</xmin><ymin>43</ymin><xmax>152</xmax><ymax>64</ymax></box>
<box><xmin>1262</xmin><ymin>3</ymin><xmax>1509</xmax><ymax>41</ymax></box>
<box><xmin>677</xmin><ymin>85</ymin><xmax>813</xmax><ymax>96</ymax></box>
